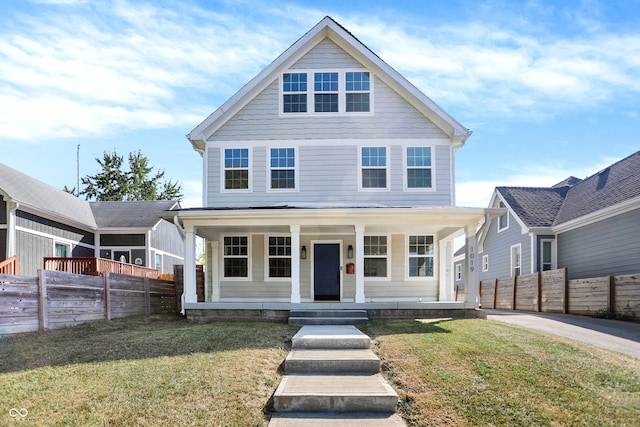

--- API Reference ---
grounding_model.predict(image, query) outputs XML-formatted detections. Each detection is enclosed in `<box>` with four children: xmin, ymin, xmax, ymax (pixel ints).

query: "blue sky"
<box><xmin>1</xmin><ymin>0</ymin><xmax>639</xmax><ymax>208</ymax></box>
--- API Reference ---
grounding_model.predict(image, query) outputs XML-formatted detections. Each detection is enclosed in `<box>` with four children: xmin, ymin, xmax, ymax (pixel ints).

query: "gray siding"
<box><xmin>16</xmin><ymin>211</ymin><xmax>94</xmax><ymax>245</ymax></box>
<box><xmin>479</xmin><ymin>210</ymin><xmax>532</xmax><ymax>280</ymax></box>
<box><xmin>150</xmin><ymin>219</ymin><xmax>183</xmax><ymax>257</ymax></box>
<box><xmin>557</xmin><ymin>208</ymin><xmax>640</xmax><ymax>279</ymax></box>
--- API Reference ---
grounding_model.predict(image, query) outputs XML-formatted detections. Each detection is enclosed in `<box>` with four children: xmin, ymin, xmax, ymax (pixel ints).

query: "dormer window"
<box><xmin>281</xmin><ymin>69</ymin><xmax>372</xmax><ymax>115</ymax></box>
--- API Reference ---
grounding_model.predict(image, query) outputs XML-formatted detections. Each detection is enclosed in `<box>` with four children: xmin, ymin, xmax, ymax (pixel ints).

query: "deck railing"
<box><xmin>0</xmin><ymin>256</ymin><xmax>18</xmax><ymax>275</ymax></box>
<box><xmin>43</xmin><ymin>257</ymin><xmax>160</xmax><ymax>279</ymax></box>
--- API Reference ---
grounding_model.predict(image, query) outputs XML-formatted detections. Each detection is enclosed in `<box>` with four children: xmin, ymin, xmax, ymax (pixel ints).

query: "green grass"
<box><xmin>361</xmin><ymin>319</ymin><xmax>640</xmax><ymax>427</ymax></box>
<box><xmin>2</xmin><ymin>315</ymin><xmax>639</xmax><ymax>426</ymax></box>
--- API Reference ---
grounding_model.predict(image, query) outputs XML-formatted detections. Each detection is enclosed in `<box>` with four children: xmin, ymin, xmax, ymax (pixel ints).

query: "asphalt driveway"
<box><xmin>485</xmin><ymin>310</ymin><xmax>640</xmax><ymax>359</ymax></box>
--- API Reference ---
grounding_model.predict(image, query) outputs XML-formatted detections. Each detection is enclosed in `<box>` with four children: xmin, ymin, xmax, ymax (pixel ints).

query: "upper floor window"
<box><xmin>281</xmin><ymin>70</ymin><xmax>372</xmax><ymax>115</ymax></box>
<box><xmin>283</xmin><ymin>73</ymin><xmax>307</xmax><ymax>113</ymax></box>
<box><xmin>55</xmin><ymin>242</ymin><xmax>70</xmax><ymax>257</ymax></box>
<box><xmin>364</xmin><ymin>235</ymin><xmax>389</xmax><ymax>278</ymax></box>
<box><xmin>223</xmin><ymin>148</ymin><xmax>250</xmax><ymax>191</ymax></box>
<box><xmin>270</xmin><ymin>148</ymin><xmax>296</xmax><ymax>190</ymax></box>
<box><xmin>346</xmin><ymin>71</ymin><xmax>370</xmax><ymax>112</ymax></box>
<box><xmin>405</xmin><ymin>147</ymin><xmax>432</xmax><ymax>189</ymax></box>
<box><xmin>498</xmin><ymin>201</ymin><xmax>509</xmax><ymax>231</ymax></box>
<box><xmin>408</xmin><ymin>235</ymin><xmax>434</xmax><ymax>277</ymax></box>
<box><xmin>360</xmin><ymin>147</ymin><xmax>387</xmax><ymax>190</ymax></box>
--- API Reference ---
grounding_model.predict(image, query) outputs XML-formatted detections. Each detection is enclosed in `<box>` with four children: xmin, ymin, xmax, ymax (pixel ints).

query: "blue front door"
<box><xmin>314</xmin><ymin>243</ymin><xmax>340</xmax><ymax>301</ymax></box>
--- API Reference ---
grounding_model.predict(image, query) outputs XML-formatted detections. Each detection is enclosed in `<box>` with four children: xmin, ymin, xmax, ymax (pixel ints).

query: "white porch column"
<box><xmin>354</xmin><ymin>225</ymin><xmax>365</xmax><ymax>303</ymax></box>
<box><xmin>183</xmin><ymin>224</ymin><xmax>198</xmax><ymax>305</ymax></box>
<box><xmin>7</xmin><ymin>204</ymin><xmax>17</xmax><ymax>257</ymax></box>
<box><xmin>438</xmin><ymin>238</ymin><xmax>453</xmax><ymax>301</ymax></box>
<box><xmin>290</xmin><ymin>225</ymin><xmax>301</xmax><ymax>303</ymax></box>
<box><xmin>465</xmin><ymin>227</ymin><xmax>479</xmax><ymax>307</ymax></box>
<box><xmin>209</xmin><ymin>241</ymin><xmax>220</xmax><ymax>302</ymax></box>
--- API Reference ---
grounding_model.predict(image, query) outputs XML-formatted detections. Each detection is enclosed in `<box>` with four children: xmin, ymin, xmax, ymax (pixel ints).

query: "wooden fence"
<box><xmin>0</xmin><ymin>270</ymin><xmax>177</xmax><ymax>335</ymax></box>
<box><xmin>480</xmin><ymin>268</ymin><xmax>640</xmax><ymax>320</ymax></box>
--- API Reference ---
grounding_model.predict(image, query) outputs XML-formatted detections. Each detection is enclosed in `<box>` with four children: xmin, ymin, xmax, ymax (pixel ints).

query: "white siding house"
<box><xmin>173</xmin><ymin>17</ymin><xmax>488</xmax><ymax>314</ymax></box>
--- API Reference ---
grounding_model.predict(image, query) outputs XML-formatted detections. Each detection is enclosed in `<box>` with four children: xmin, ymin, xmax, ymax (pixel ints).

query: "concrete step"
<box><xmin>290</xmin><ymin>310</ymin><xmax>368</xmax><ymax>318</ymax></box>
<box><xmin>273</xmin><ymin>373</ymin><xmax>398</xmax><ymax>413</ymax></box>
<box><xmin>292</xmin><ymin>325</ymin><xmax>371</xmax><ymax>350</ymax></box>
<box><xmin>285</xmin><ymin>349</ymin><xmax>380</xmax><ymax>374</ymax></box>
<box><xmin>268</xmin><ymin>412</ymin><xmax>406</xmax><ymax>426</ymax></box>
<box><xmin>289</xmin><ymin>316</ymin><xmax>369</xmax><ymax>325</ymax></box>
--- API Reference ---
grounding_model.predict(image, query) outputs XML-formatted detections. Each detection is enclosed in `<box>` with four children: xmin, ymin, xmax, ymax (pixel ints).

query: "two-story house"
<box><xmin>172</xmin><ymin>17</ymin><xmax>489</xmax><ymax>316</ymax></box>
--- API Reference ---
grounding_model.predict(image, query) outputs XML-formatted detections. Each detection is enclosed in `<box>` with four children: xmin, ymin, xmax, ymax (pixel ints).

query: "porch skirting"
<box><xmin>184</xmin><ymin>302</ymin><xmax>485</xmax><ymax>322</ymax></box>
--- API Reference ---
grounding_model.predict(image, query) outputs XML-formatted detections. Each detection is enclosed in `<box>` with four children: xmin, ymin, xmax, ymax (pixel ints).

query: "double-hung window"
<box><xmin>498</xmin><ymin>202</ymin><xmax>509</xmax><ymax>231</ymax></box>
<box><xmin>224</xmin><ymin>148</ymin><xmax>249</xmax><ymax>190</ymax></box>
<box><xmin>346</xmin><ymin>71</ymin><xmax>370</xmax><ymax>112</ymax></box>
<box><xmin>405</xmin><ymin>147</ymin><xmax>432</xmax><ymax>189</ymax></box>
<box><xmin>408</xmin><ymin>235</ymin><xmax>434</xmax><ymax>277</ymax></box>
<box><xmin>224</xmin><ymin>236</ymin><xmax>249</xmax><ymax>278</ymax></box>
<box><xmin>511</xmin><ymin>244</ymin><xmax>521</xmax><ymax>277</ymax></box>
<box><xmin>364</xmin><ymin>236</ymin><xmax>388</xmax><ymax>278</ymax></box>
<box><xmin>360</xmin><ymin>147</ymin><xmax>387</xmax><ymax>189</ymax></box>
<box><xmin>270</xmin><ymin>148</ymin><xmax>296</xmax><ymax>190</ymax></box>
<box><xmin>268</xmin><ymin>236</ymin><xmax>291</xmax><ymax>278</ymax></box>
<box><xmin>314</xmin><ymin>72</ymin><xmax>338</xmax><ymax>112</ymax></box>
<box><xmin>283</xmin><ymin>73</ymin><xmax>307</xmax><ymax>113</ymax></box>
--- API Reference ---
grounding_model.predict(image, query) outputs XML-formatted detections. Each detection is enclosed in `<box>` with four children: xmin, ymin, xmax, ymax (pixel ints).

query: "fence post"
<box><xmin>537</xmin><ymin>271</ymin><xmax>542</xmax><ymax>312</ymax></box>
<box><xmin>608</xmin><ymin>275</ymin><xmax>615</xmax><ymax>313</ymax></box>
<box><xmin>512</xmin><ymin>275</ymin><xmax>518</xmax><ymax>310</ymax></box>
<box><xmin>563</xmin><ymin>267</ymin><xmax>569</xmax><ymax>314</ymax></box>
<box><xmin>144</xmin><ymin>277</ymin><xmax>151</xmax><ymax>315</ymax></box>
<box><xmin>37</xmin><ymin>269</ymin><xmax>48</xmax><ymax>331</ymax></box>
<box><xmin>104</xmin><ymin>272</ymin><xmax>111</xmax><ymax>321</ymax></box>
<box><xmin>492</xmin><ymin>278</ymin><xmax>498</xmax><ymax>309</ymax></box>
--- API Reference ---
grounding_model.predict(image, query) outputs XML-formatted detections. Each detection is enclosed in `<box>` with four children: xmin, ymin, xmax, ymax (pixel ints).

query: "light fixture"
<box><xmin>347</xmin><ymin>245</ymin><xmax>353</xmax><ymax>259</ymax></box>
<box><xmin>301</xmin><ymin>245</ymin><xmax>307</xmax><ymax>259</ymax></box>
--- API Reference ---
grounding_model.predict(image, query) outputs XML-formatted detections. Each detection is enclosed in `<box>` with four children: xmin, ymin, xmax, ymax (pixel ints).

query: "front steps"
<box><xmin>269</xmin><ymin>325</ymin><xmax>405</xmax><ymax>426</ymax></box>
<box><xmin>288</xmin><ymin>309</ymin><xmax>369</xmax><ymax>325</ymax></box>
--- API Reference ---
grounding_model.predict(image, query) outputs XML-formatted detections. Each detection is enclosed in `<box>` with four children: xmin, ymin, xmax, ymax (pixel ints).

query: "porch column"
<box><xmin>439</xmin><ymin>238</ymin><xmax>453</xmax><ymax>301</ymax></box>
<box><xmin>290</xmin><ymin>225</ymin><xmax>301</xmax><ymax>303</ymax></box>
<box><xmin>183</xmin><ymin>224</ymin><xmax>198</xmax><ymax>304</ymax></box>
<box><xmin>209</xmin><ymin>241</ymin><xmax>220</xmax><ymax>302</ymax></box>
<box><xmin>464</xmin><ymin>227</ymin><xmax>479</xmax><ymax>307</ymax></box>
<box><xmin>354</xmin><ymin>225</ymin><xmax>365</xmax><ymax>303</ymax></box>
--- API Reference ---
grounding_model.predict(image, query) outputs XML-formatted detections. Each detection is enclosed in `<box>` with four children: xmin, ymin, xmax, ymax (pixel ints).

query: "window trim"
<box><xmin>358</xmin><ymin>146</ymin><xmax>390</xmax><ymax>192</ymax></box>
<box><xmin>482</xmin><ymin>254</ymin><xmax>489</xmax><ymax>272</ymax></box>
<box><xmin>363</xmin><ymin>234</ymin><xmax>391</xmax><ymax>281</ymax></box>
<box><xmin>498</xmin><ymin>201</ymin><xmax>509</xmax><ymax>232</ymax></box>
<box><xmin>403</xmin><ymin>145</ymin><xmax>436</xmax><ymax>192</ymax></box>
<box><xmin>510</xmin><ymin>243</ymin><xmax>522</xmax><ymax>277</ymax></box>
<box><xmin>540</xmin><ymin>239</ymin><xmax>556</xmax><ymax>271</ymax></box>
<box><xmin>279</xmin><ymin>69</ymin><xmax>374</xmax><ymax>116</ymax></box>
<box><xmin>221</xmin><ymin>147</ymin><xmax>252</xmax><ymax>193</ymax></box>
<box><xmin>222</xmin><ymin>235</ymin><xmax>252</xmax><ymax>281</ymax></box>
<box><xmin>406</xmin><ymin>234</ymin><xmax>436</xmax><ymax>280</ymax></box>
<box><xmin>267</xmin><ymin>147</ymin><xmax>299</xmax><ymax>192</ymax></box>
<box><xmin>264</xmin><ymin>235</ymin><xmax>292</xmax><ymax>282</ymax></box>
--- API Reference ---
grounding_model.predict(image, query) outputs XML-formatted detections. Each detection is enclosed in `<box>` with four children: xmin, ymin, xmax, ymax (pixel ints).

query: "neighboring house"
<box><xmin>0</xmin><ymin>163</ymin><xmax>184</xmax><ymax>277</ymax></box>
<box><xmin>170</xmin><ymin>17</ymin><xmax>489</xmax><ymax>311</ymax></box>
<box><xmin>478</xmin><ymin>150</ymin><xmax>640</xmax><ymax>281</ymax></box>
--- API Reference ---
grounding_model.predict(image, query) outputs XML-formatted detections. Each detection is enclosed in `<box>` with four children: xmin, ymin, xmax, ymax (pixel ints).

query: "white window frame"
<box><xmin>510</xmin><ymin>243</ymin><xmax>522</xmax><ymax>277</ymax></box>
<box><xmin>540</xmin><ymin>239</ymin><xmax>556</xmax><ymax>271</ymax></box>
<box><xmin>221</xmin><ymin>147</ymin><xmax>252</xmax><ymax>193</ymax></box>
<box><xmin>222</xmin><ymin>235</ymin><xmax>251</xmax><ymax>281</ymax></box>
<box><xmin>482</xmin><ymin>254</ymin><xmax>489</xmax><ymax>272</ymax></box>
<box><xmin>363</xmin><ymin>234</ymin><xmax>391</xmax><ymax>281</ymax></box>
<box><xmin>358</xmin><ymin>146</ymin><xmax>390</xmax><ymax>191</ymax></box>
<box><xmin>265</xmin><ymin>235</ymin><xmax>292</xmax><ymax>281</ymax></box>
<box><xmin>498</xmin><ymin>201</ymin><xmax>509</xmax><ymax>232</ymax></box>
<box><xmin>54</xmin><ymin>241</ymin><xmax>71</xmax><ymax>258</ymax></box>
<box><xmin>406</xmin><ymin>234</ymin><xmax>435</xmax><ymax>279</ymax></box>
<box><xmin>455</xmin><ymin>263</ymin><xmax>462</xmax><ymax>281</ymax></box>
<box><xmin>279</xmin><ymin>69</ymin><xmax>374</xmax><ymax>116</ymax></box>
<box><xmin>403</xmin><ymin>145</ymin><xmax>435</xmax><ymax>192</ymax></box>
<box><xmin>267</xmin><ymin>147</ymin><xmax>298</xmax><ymax>192</ymax></box>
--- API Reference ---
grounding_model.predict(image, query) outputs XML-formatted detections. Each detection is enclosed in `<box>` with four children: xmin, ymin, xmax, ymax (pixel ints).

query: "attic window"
<box><xmin>346</xmin><ymin>72</ymin><xmax>370</xmax><ymax>112</ymax></box>
<box><xmin>283</xmin><ymin>73</ymin><xmax>307</xmax><ymax>113</ymax></box>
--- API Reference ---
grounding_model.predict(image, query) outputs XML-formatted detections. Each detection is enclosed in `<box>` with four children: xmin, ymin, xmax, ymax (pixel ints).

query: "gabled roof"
<box><xmin>0</xmin><ymin>162</ymin><xmax>97</xmax><ymax>229</ymax></box>
<box><xmin>187</xmin><ymin>16</ymin><xmax>470</xmax><ymax>151</ymax></box>
<box><xmin>492</xmin><ymin>150</ymin><xmax>640</xmax><ymax>230</ymax></box>
<box><xmin>90</xmin><ymin>200</ymin><xmax>180</xmax><ymax>229</ymax></box>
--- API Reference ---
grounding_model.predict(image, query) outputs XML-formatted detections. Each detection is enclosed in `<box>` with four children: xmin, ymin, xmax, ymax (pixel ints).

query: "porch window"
<box><xmin>360</xmin><ymin>147</ymin><xmax>387</xmax><ymax>189</ymax></box>
<box><xmin>314</xmin><ymin>72</ymin><xmax>338</xmax><ymax>112</ymax></box>
<box><xmin>224</xmin><ymin>148</ymin><xmax>249</xmax><ymax>190</ymax></box>
<box><xmin>283</xmin><ymin>73</ymin><xmax>307</xmax><ymax>113</ymax></box>
<box><xmin>224</xmin><ymin>236</ymin><xmax>249</xmax><ymax>278</ymax></box>
<box><xmin>364</xmin><ymin>235</ymin><xmax>388</xmax><ymax>278</ymax></box>
<box><xmin>346</xmin><ymin>71</ymin><xmax>370</xmax><ymax>112</ymax></box>
<box><xmin>408</xmin><ymin>235</ymin><xmax>434</xmax><ymax>277</ymax></box>
<box><xmin>405</xmin><ymin>147</ymin><xmax>432</xmax><ymax>189</ymax></box>
<box><xmin>270</xmin><ymin>148</ymin><xmax>296</xmax><ymax>190</ymax></box>
<box><xmin>511</xmin><ymin>244</ymin><xmax>521</xmax><ymax>277</ymax></box>
<box><xmin>268</xmin><ymin>236</ymin><xmax>291</xmax><ymax>278</ymax></box>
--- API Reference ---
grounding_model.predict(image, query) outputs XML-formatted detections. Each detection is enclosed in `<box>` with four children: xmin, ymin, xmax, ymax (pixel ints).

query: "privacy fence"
<box><xmin>480</xmin><ymin>268</ymin><xmax>640</xmax><ymax>320</ymax></box>
<box><xmin>0</xmin><ymin>270</ymin><xmax>177</xmax><ymax>335</ymax></box>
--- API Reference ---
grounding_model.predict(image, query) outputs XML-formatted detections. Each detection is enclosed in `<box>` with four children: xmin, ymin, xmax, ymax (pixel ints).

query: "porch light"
<box><xmin>347</xmin><ymin>245</ymin><xmax>353</xmax><ymax>258</ymax></box>
<box><xmin>301</xmin><ymin>245</ymin><xmax>307</xmax><ymax>259</ymax></box>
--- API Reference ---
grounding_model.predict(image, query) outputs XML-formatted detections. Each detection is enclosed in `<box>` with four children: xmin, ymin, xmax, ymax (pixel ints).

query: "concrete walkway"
<box><xmin>486</xmin><ymin>310</ymin><xmax>640</xmax><ymax>359</ymax></box>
